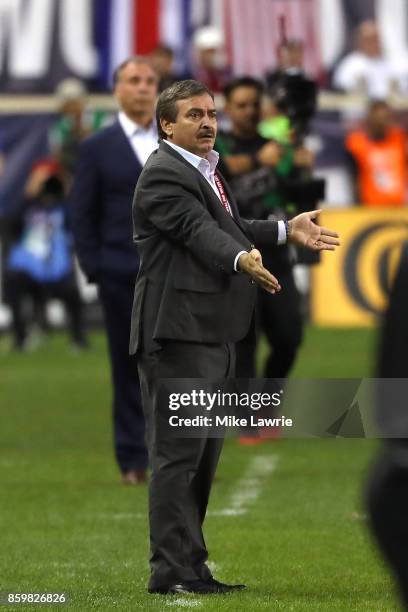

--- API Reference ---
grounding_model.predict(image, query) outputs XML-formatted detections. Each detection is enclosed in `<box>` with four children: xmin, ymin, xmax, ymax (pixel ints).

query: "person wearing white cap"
<box><xmin>192</xmin><ymin>26</ymin><xmax>231</xmax><ymax>93</ymax></box>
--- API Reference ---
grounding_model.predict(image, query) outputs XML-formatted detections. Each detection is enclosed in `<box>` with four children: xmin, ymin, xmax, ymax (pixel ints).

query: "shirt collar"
<box><xmin>118</xmin><ymin>111</ymin><xmax>156</xmax><ymax>137</ymax></box>
<box><xmin>164</xmin><ymin>140</ymin><xmax>219</xmax><ymax>173</ymax></box>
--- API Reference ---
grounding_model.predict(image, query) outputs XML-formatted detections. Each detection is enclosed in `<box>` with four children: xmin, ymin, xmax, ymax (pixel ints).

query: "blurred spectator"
<box><xmin>4</xmin><ymin>161</ymin><xmax>87</xmax><ymax>351</ymax></box>
<box><xmin>261</xmin><ymin>39</ymin><xmax>317</xmax><ymax>145</ymax></box>
<box><xmin>149</xmin><ymin>44</ymin><xmax>179</xmax><ymax>93</ymax></box>
<box><xmin>333</xmin><ymin>20</ymin><xmax>403</xmax><ymax>98</ymax></box>
<box><xmin>50</xmin><ymin>78</ymin><xmax>107</xmax><ymax>181</ymax></box>
<box><xmin>367</xmin><ymin>243</ymin><xmax>408</xmax><ymax>610</ymax></box>
<box><xmin>265</xmin><ymin>39</ymin><xmax>305</xmax><ymax>91</ymax></box>
<box><xmin>215</xmin><ymin>77</ymin><xmax>304</xmax><ymax>380</ymax></box>
<box><xmin>70</xmin><ymin>57</ymin><xmax>159</xmax><ymax>485</ymax></box>
<box><xmin>345</xmin><ymin>100</ymin><xmax>407</xmax><ymax>207</ymax></box>
<box><xmin>192</xmin><ymin>26</ymin><xmax>231</xmax><ymax>93</ymax></box>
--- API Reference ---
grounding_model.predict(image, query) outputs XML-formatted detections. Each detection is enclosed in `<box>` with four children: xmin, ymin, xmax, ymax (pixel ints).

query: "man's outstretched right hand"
<box><xmin>238</xmin><ymin>249</ymin><xmax>281</xmax><ymax>294</ymax></box>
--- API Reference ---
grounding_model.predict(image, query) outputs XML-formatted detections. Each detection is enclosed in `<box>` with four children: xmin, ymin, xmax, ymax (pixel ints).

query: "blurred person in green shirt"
<box><xmin>50</xmin><ymin>78</ymin><xmax>109</xmax><ymax>182</ymax></box>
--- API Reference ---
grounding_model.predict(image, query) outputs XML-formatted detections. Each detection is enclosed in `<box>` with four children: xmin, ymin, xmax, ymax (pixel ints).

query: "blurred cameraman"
<box><xmin>265</xmin><ymin>39</ymin><xmax>304</xmax><ymax>93</ymax></box>
<box><xmin>215</xmin><ymin>76</ymin><xmax>314</xmax><ymax>379</ymax></box>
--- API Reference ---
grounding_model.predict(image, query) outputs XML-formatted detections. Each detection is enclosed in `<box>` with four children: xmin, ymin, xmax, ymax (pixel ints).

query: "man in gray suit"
<box><xmin>130</xmin><ymin>80</ymin><xmax>340</xmax><ymax>595</ymax></box>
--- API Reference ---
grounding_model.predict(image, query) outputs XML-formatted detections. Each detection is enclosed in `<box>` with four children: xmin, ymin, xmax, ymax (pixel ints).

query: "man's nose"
<box><xmin>202</xmin><ymin>114</ymin><xmax>216</xmax><ymax>126</ymax></box>
<box><xmin>136</xmin><ymin>81</ymin><xmax>150</xmax><ymax>92</ymax></box>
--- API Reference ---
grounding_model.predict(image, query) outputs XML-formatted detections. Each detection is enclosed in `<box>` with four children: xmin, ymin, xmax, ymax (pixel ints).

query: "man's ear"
<box><xmin>160</xmin><ymin>118</ymin><xmax>173</xmax><ymax>139</ymax></box>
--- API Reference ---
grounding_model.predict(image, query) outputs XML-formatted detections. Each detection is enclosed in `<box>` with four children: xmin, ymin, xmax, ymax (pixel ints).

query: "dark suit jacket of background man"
<box><xmin>72</xmin><ymin>122</ymin><xmax>143</xmax><ymax>280</ymax></box>
<box><xmin>130</xmin><ymin>140</ymin><xmax>280</xmax><ymax>589</ymax></box>
<box><xmin>70</xmin><ymin>121</ymin><xmax>148</xmax><ymax>474</ymax></box>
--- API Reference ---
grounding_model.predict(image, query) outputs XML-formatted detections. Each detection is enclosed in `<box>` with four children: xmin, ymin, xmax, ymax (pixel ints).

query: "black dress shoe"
<box><xmin>205</xmin><ymin>576</ymin><xmax>246</xmax><ymax>592</ymax></box>
<box><xmin>148</xmin><ymin>579</ymin><xmax>222</xmax><ymax>594</ymax></box>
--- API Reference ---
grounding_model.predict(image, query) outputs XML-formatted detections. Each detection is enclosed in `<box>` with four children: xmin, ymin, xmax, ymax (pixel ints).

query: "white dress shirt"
<box><xmin>118</xmin><ymin>111</ymin><xmax>158</xmax><ymax>166</ymax></box>
<box><xmin>165</xmin><ymin>140</ymin><xmax>223</xmax><ymax>200</ymax></box>
<box><xmin>165</xmin><ymin>140</ymin><xmax>287</xmax><ymax>271</ymax></box>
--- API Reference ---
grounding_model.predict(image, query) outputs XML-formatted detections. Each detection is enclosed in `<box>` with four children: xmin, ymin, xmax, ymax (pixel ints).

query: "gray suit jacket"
<box><xmin>130</xmin><ymin>140</ymin><xmax>279</xmax><ymax>354</ymax></box>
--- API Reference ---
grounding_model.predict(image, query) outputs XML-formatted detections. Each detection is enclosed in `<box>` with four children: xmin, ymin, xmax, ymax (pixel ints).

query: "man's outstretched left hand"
<box><xmin>288</xmin><ymin>209</ymin><xmax>340</xmax><ymax>251</ymax></box>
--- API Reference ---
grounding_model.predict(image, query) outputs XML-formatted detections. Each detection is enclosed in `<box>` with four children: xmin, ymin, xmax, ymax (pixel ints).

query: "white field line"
<box><xmin>82</xmin><ymin>512</ymin><xmax>145</xmax><ymax>520</ymax></box>
<box><xmin>166</xmin><ymin>599</ymin><xmax>203</xmax><ymax>607</ymax></box>
<box><xmin>209</xmin><ymin>454</ymin><xmax>278</xmax><ymax>517</ymax></box>
<box><xmin>50</xmin><ymin>561</ymin><xmax>88</xmax><ymax>568</ymax></box>
<box><xmin>349</xmin><ymin>511</ymin><xmax>368</xmax><ymax>522</ymax></box>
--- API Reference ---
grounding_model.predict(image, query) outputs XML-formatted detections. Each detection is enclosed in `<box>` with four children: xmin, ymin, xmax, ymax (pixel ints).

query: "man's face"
<box><xmin>114</xmin><ymin>62</ymin><xmax>158</xmax><ymax>118</ymax></box>
<box><xmin>358</xmin><ymin>22</ymin><xmax>381</xmax><ymax>58</ymax></box>
<box><xmin>61</xmin><ymin>99</ymin><xmax>85</xmax><ymax>119</ymax></box>
<box><xmin>278</xmin><ymin>44</ymin><xmax>303</xmax><ymax>70</ymax></box>
<box><xmin>369</xmin><ymin>105</ymin><xmax>392</xmax><ymax>133</ymax></box>
<box><xmin>199</xmin><ymin>48</ymin><xmax>218</xmax><ymax>69</ymax></box>
<box><xmin>163</xmin><ymin>93</ymin><xmax>217</xmax><ymax>157</ymax></box>
<box><xmin>286</xmin><ymin>45</ymin><xmax>303</xmax><ymax>69</ymax></box>
<box><xmin>225</xmin><ymin>86</ymin><xmax>261</xmax><ymax>135</ymax></box>
<box><xmin>151</xmin><ymin>51</ymin><xmax>173</xmax><ymax>77</ymax></box>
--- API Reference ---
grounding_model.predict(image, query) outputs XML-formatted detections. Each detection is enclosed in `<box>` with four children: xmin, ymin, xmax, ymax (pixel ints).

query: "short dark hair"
<box><xmin>112</xmin><ymin>56</ymin><xmax>155</xmax><ymax>86</ymax></box>
<box><xmin>151</xmin><ymin>44</ymin><xmax>174</xmax><ymax>58</ymax></box>
<box><xmin>223</xmin><ymin>76</ymin><xmax>264</xmax><ymax>101</ymax></box>
<box><xmin>156</xmin><ymin>79</ymin><xmax>214</xmax><ymax>139</ymax></box>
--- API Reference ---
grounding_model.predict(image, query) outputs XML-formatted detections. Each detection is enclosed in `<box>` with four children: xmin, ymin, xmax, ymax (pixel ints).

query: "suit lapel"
<box><xmin>114</xmin><ymin>122</ymin><xmax>144</xmax><ymax>171</ymax></box>
<box><xmin>159</xmin><ymin>140</ymin><xmax>247</xmax><ymax>235</ymax></box>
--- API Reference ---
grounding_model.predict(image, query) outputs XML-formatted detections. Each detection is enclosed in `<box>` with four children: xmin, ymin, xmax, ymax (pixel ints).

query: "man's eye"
<box><xmin>190</xmin><ymin>112</ymin><xmax>199</xmax><ymax>119</ymax></box>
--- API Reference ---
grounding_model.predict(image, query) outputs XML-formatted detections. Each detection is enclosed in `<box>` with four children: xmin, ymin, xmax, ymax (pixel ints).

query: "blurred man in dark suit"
<box><xmin>130</xmin><ymin>79</ymin><xmax>340</xmax><ymax>594</ymax></box>
<box><xmin>368</xmin><ymin>243</ymin><xmax>408</xmax><ymax>610</ymax></box>
<box><xmin>70</xmin><ymin>57</ymin><xmax>158</xmax><ymax>485</ymax></box>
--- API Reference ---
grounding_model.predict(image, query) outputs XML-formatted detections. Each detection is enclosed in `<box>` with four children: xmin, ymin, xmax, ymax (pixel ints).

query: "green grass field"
<box><xmin>0</xmin><ymin>327</ymin><xmax>400</xmax><ymax>611</ymax></box>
